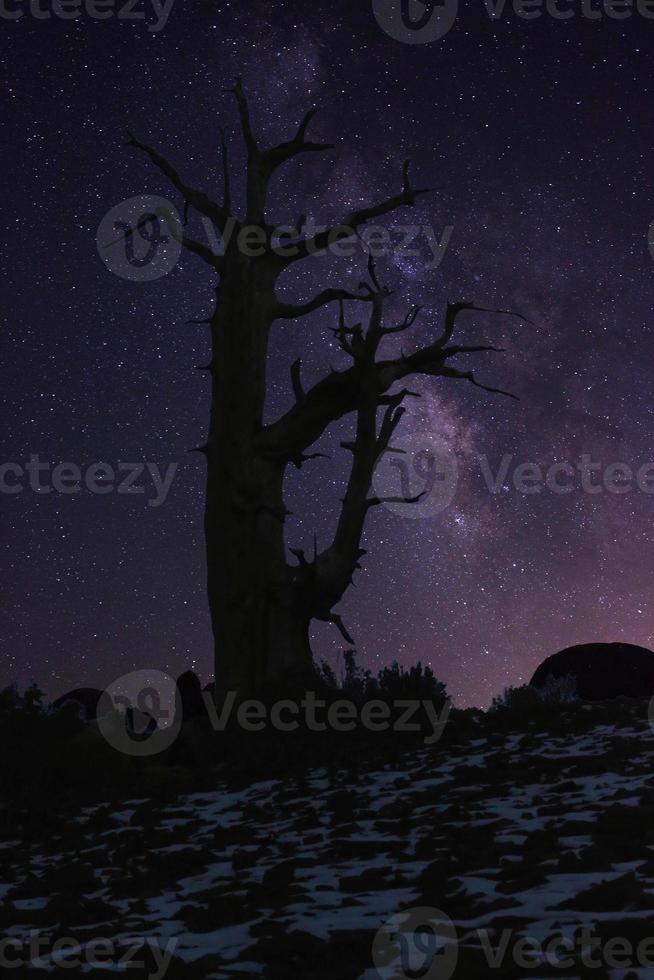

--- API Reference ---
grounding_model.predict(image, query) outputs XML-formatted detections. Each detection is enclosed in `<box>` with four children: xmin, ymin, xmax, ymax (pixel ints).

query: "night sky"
<box><xmin>3</xmin><ymin>2</ymin><xmax>654</xmax><ymax>708</ymax></box>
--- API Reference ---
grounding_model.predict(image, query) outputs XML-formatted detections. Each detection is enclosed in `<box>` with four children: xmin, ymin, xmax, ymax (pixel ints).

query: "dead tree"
<box><xmin>127</xmin><ymin>79</ymin><xmax>523</xmax><ymax>698</ymax></box>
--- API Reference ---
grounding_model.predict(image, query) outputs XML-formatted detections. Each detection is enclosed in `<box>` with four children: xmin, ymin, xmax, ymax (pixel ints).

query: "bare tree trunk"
<box><xmin>203</xmin><ymin>255</ymin><xmax>310</xmax><ymax>696</ymax></box>
<box><xmin>127</xmin><ymin>80</ymin><xmax>522</xmax><ymax>702</ymax></box>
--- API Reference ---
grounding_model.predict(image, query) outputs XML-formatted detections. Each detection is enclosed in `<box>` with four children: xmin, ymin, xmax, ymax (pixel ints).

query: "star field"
<box><xmin>3</xmin><ymin>2</ymin><xmax>654</xmax><ymax>706</ymax></box>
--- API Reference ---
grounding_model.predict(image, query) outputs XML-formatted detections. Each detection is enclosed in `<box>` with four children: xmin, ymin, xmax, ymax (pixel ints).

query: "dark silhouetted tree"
<box><xmin>128</xmin><ymin>80</ymin><xmax>523</xmax><ymax>699</ymax></box>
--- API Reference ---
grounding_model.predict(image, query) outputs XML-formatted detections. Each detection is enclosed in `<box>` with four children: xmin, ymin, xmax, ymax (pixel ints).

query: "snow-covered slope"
<box><xmin>3</xmin><ymin>705</ymin><xmax>654</xmax><ymax>978</ymax></box>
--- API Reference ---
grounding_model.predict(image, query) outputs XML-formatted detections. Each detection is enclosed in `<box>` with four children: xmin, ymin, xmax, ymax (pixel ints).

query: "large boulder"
<box><xmin>52</xmin><ymin>687</ymin><xmax>106</xmax><ymax>721</ymax></box>
<box><xmin>530</xmin><ymin>642</ymin><xmax>654</xmax><ymax>701</ymax></box>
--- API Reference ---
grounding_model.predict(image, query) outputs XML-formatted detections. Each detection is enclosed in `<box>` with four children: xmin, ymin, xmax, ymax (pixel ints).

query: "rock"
<box><xmin>530</xmin><ymin>642</ymin><xmax>654</xmax><ymax>700</ymax></box>
<box><xmin>52</xmin><ymin>687</ymin><xmax>105</xmax><ymax>721</ymax></box>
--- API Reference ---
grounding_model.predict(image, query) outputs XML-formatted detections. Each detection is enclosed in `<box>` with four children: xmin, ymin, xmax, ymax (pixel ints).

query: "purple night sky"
<box><xmin>3</xmin><ymin>1</ymin><xmax>654</xmax><ymax>706</ymax></box>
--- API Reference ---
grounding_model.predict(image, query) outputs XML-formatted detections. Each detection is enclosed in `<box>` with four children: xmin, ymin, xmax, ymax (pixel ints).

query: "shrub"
<box><xmin>489</xmin><ymin>674</ymin><xmax>578</xmax><ymax>724</ymax></box>
<box><xmin>318</xmin><ymin>650</ymin><xmax>449</xmax><ymax>707</ymax></box>
<box><xmin>535</xmin><ymin>673</ymin><xmax>578</xmax><ymax>704</ymax></box>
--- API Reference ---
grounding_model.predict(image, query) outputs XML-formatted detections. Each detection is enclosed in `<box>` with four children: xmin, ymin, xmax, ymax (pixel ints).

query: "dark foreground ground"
<box><xmin>3</xmin><ymin>699</ymin><xmax>654</xmax><ymax>978</ymax></box>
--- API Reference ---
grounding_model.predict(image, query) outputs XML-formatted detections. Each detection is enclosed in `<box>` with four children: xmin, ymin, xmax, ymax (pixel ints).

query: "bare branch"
<box><xmin>290</xmin><ymin>546</ymin><xmax>310</xmax><ymax>567</ymax></box>
<box><xmin>367</xmin><ymin>252</ymin><xmax>382</xmax><ymax>293</ymax></box>
<box><xmin>179</xmin><ymin>233</ymin><xmax>223</xmax><ymax>268</ymax></box>
<box><xmin>378</xmin><ymin>387</ymin><xmax>420</xmax><ymax>405</ymax></box>
<box><xmin>284</xmin><ymin>159</ymin><xmax>434</xmax><ymax>263</ymax></box>
<box><xmin>438</xmin><ymin>366</ymin><xmax>518</xmax><ymax>400</ymax></box>
<box><xmin>126</xmin><ymin>132</ymin><xmax>231</xmax><ymax>233</ymax></box>
<box><xmin>327</xmin><ymin>299</ymin><xmax>360</xmax><ymax>359</ymax></box>
<box><xmin>308</xmin><ymin>365</ymin><xmax>413</xmax><ymax>615</ymax></box>
<box><xmin>323</xmin><ymin>613</ymin><xmax>355</xmax><ymax>645</ymax></box>
<box><xmin>222</xmin><ymin>84</ymin><xmax>333</xmax><ymax>228</ymax></box>
<box><xmin>437</xmin><ymin>301</ymin><xmax>533</xmax><ymax>346</ymax></box>
<box><xmin>291</xmin><ymin>451</ymin><xmax>329</xmax><ymax>470</ymax></box>
<box><xmin>377</xmin><ymin>394</ymin><xmax>406</xmax><ymax>452</ymax></box>
<box><xmin>443</xmin><ymin>344</ymin><xmax>506</xmax><ymax>356</ymax></box>
<box><xmin>310</xmin><ymin>383</ymin><xmax>379</xmax><ymax>612</ymax></box>
<box><xmin>274</xmin><ymin>287</ymin><xmax>373</xmax><ymax>320</ymax></box>
<box><xmin>365</xmin><ymin>491</ymin><xmax>426</xmax><ymax>509</ymax></box>
<box><xmin>262</xmin><ymin>106</ymin><xmax>335</xmax><ymax>171</ymax></box>
<box><xmin>290</xmin><ymin>359</ymin><xmax>305</xmax><ymax>403</ymax></box>
<box><xmin>102</xmin><ymin>204</ymin><xmax>221</xmax><ymax>270</ymax></box>
<box><xmin>297</xmin><ymin>107</ymin><xmax>318</xmax><ymax>142</ymax></box>
<box><xmin>382</xmin><ymin>306</ymin><xmax>423</xmax><ymax>336</ymax></box>
<box><xmin>219</xmin><ymin>126</ymin><xmax>232</xmax><ymax>214</ymax></box>
<box><xmin>295</xmin><ymin>299</ymin><xmax>511</xmax><ymax>620</ymax></box>
<box><xmin>259</xmin><ymin>301</ymin><xmax>522</xmax><ymax>460</ymax></box>
<box><xmin>223</xmin><ymin>77</ymin><xmax>257</xmax><ymax>155</ymax></box>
